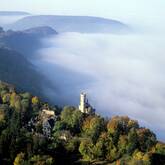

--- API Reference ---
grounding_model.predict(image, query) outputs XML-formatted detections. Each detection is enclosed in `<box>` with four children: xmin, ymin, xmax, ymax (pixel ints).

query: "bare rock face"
<box><xmin>40</xmin><ymin>109</ymin><xmax>56</xmax><ymax>121</ymax></box>
<box><xmin>40</xmin><ymin>109</ymin><xmax>56</xmax><ymax>138</ymax></box>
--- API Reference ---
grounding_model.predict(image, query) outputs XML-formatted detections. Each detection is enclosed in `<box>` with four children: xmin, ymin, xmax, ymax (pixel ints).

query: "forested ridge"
<box><xmin>0</xmin><ymin>81</ymin><xmax>165</xmax><ymax>165</ymax></box>
<box><xmin>0</xmin><ymin>27</ymin><xmax>56</xmax><ymax>100</ymax></box>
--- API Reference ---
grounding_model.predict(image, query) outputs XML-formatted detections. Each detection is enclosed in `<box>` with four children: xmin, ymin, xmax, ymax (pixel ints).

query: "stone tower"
<box><xmin>78</xmin><ymin>92</ymin><xmax>94</xmax><ymax>114</ymax></box>
<box><xmin>79</xmin><ymin>93</ymin><xmax>86</xmax><ymax>113</ymax></box>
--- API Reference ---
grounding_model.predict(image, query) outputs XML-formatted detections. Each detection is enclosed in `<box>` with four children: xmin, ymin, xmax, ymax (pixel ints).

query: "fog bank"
<box><xmin>33</xmin><ymin>31</ymin><xmax>165</xmax><ymax>140</ymax></box>
<box><xmin>0</xmin><ymin>15</ymin><xmax>27</xmax><ymax>26</ymax></box>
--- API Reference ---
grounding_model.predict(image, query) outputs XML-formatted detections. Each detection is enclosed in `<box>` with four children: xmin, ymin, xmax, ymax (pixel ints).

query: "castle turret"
<box><xmin>78</xmin><ymin>92</ymin><xmax>95</xmax><ymax>114</ymax></box>
<box><xmin>79</xmin><ymin>93</ymin><xmax>86</xmax><ymax>113</ymax></box>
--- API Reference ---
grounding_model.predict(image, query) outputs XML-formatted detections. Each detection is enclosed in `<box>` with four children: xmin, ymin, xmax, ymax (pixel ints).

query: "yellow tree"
<box><xmin>13</xmin><ymin>152</ymin><xmax>25</xmax><ymax>165</ymax></box>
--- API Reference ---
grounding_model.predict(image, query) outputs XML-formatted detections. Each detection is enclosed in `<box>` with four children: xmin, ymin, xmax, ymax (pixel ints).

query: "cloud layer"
<box><xmin>34</xmin><ymin>32</ymin><xmax>165</xmax><ymax>140</ymax></box>
<box><xmin>0</xmin><ymin>16</ymin><xmax>26</xmax><ymax>26</ymax></box>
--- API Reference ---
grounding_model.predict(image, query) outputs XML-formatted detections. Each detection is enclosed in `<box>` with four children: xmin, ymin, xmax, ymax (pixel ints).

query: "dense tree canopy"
<box><xmin>0</xmin><ymin>81</ymin><xmax>164</xmax><ymax>165</ymax></box>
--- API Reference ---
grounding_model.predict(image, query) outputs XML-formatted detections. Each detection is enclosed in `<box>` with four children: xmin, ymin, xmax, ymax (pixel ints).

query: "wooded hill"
<box><xmin>0</xmin><ymin>81</ymin><xmax>164</xmax><ymax>165</ymax></box>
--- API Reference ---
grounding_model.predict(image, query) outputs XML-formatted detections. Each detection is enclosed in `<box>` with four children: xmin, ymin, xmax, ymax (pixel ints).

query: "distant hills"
<box><xmin>0</xmin><ymin>26</ymin><xmax>56</xmax><ymax>98</ymax></box>
<box><xmin>0</xmin><ymin>26</ymin><xmax>57</xmax><ymax>57</ymax></box>
<box><xmin>23</xmin><ymin>26</ymin><xmax>57</xmax><ymax>36</ymax></box>
<box><xmin>0</xmin><ymin>12</ymin><xmax>132</xmax><ymax>104</ymax></box>
<box><xmin>0</xmin><ymin>11</ymin><xmax>30</xmax><ymax>16</ymax></box>
<box><xmin>7</xmin><ymin>15</ymin><xmax>130</xmax><ymax>34</ymax></box>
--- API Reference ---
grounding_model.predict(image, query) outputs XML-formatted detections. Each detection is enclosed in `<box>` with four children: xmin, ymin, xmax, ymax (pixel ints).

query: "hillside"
<box><xmin>0</xmin><ymin>26</ymin><xmax>57</xmax><ymax>57</ymax></box>
<box><xmin>0</xmin><ymin>81</ymin><xmax>164</xmax><ymax>165</ymax></box>
<box><xmin>0</xmin><ymin>47</ymin><xmax>48</xmax><ymax>98</ymax></box>
<box><xmin>7</xmin><ymin>15</ymin><xmax>130</xmax><ymax>34</ymax></box>
<box><xmin>0</xmin><ymin>27</ymin><xmax>57</xmax><ymax>102</ymax></box>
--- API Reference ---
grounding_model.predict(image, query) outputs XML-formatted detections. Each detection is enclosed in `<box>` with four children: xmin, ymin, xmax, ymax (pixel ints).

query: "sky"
<box><xmin>0</xmin><ymin>0</ymin><xmax>165</xmax><ymax>25</ymax></box>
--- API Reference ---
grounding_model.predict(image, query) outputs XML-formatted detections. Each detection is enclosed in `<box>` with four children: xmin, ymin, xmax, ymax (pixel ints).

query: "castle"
<box><xmin>78</xmin><ymin>92</ymin><xmax>95</xmax><ymax>114</ymax></box>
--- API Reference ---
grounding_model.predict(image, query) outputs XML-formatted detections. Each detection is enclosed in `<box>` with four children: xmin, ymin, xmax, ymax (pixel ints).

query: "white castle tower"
<box><xmin>79</xmin><ymin>93</ymin><xmax>87</xmax><ymax>113</ymax></box>
<box><xmin>78</xmin><ymin>92</ymin><xmax>95</xmax><ymax>114</ymax></box>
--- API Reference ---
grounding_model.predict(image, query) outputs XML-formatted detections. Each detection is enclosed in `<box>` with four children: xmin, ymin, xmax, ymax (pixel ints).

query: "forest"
<box><xmin>0</xmin><ymin>81</ymin><xmax>165</xmax><ymax>165</ymax></box>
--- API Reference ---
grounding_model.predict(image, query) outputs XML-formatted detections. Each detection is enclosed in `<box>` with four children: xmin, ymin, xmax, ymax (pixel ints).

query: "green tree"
<box><xmin>60</xmin><ymin>106</ymin><xmax>84</xmax><ymax>133</ymax></box>
<box><xmin>65</xmin><ymin>137</ymin><xmax>79</xmax><ymax>153</ymax></box>
<box><xmin>127</xmin><ymin>128</ymin><xmax>138</xmax><ymax>154</ymax></box>
<box><xmin>79</xmin><ymin>138</ymin><xmax>94</xmax><ymax>161</ymax></box>
<box><xmin>154</xmin><ymin>142</ymin><xmax>165</xmax><ymax>155</ymax></box>
<box><xmin>82</xmin><ymin>115</ymin><xmax>105</xmax><ymax>143</ymax></box>
<box><xmin>137</xmin><ymin>128</ymin><xmax>156</xmax><ymax>152</ymax></box>
<box><xmin>118</xmin><ymin>135</ymin><xmax>128</xmax><ymax>155</ymax></box>
<box><xmin>30</xmin><ymin>155</ymin><xmax>54</xmax><ymax>165</ymax></box>
<box><xmin>10</xmin><ymin>92</ymin><xmax>22</xmax><ymax>112</ymax></box>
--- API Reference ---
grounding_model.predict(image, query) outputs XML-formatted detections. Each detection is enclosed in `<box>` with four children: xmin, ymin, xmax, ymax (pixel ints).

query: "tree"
<box><xmin>32</xmin><ymin>96</ymin><xmax>39</xmax><ymax>105</ymax></box>
<box><xmin>10</xmin><ymin>92</ymin><xmax>22</xmax><ymax>112</ymax></box>
<box><xmin>32</xmin><ymin>134</ymin><xmax>47</xmax><ymax>154</ymax></box>
<box><xmin>107</xmin><ymin>116</ymin><xmax>139</xmax><ymax>135</ymax></box>
<box><xmin>60</xmin><ymin>106</ymin><xmax>83</xmax><ymax>133</ymax></box>
<box><xmin>53</xmin><ymin>120</ymin><xmax>67</xmax><ymax>132</ymax></box>
<box><xmin>106</xmin><ymin>144</ymin><xmax>119</xmax><ymax>162</ymax></box>
<box><xmin>133</xmin><ymin>150</ymin><xmax>151</xmax><ymax>165</ymax></box>
<box><xmin>2</xmin><ymin>93</ymin><xmax>10</xmax><ymax>104</ymax></box>
<box><xmin>30</xmin><ymin>155</ymin><xmax>54</xmax><ymax>165</ymax></box>
<box><xmin>0</xmin><ymin>107</ymin><xmax>5</xmax><ymax>123</ymax></box>
<box><xmin>118</xmin><ymin>135</ymin><xmax>128</xmax><ymax>155</ymax></box>
<box><xmin>13</xmin><ymin>152</ymin><xmax>25</xmax><ymax>165</ymax></box>
<box><xmin>93</xmin><ymin>139</ymin><xmax>105</xmax><ymax>159</ymax></box>
<box><xmin>127</xmin><ymin>128</ymin><xmax>138</xmax><ymax>154</ymax></box>
<box><xmin>107</xmin><ymin>116</ymin><xmax>122</xmax><ymax>134</ymax></box>
<box><xmin>154</xmin><ymin>142</ymin><xmax>165</xmax><ymax>155</ymax></box>
<box><xmin>79</xmin><ymin>138</ymin><xmax>94</xmax><ymax>161</ymax></box>
<box><xmin>82</xmin><ymin>115</ymin><xmax>105</xmax><ymax>143</ymax></box>
<box><xmin>65</xmin><ymin>137</ymin><xmax>79</xmax><ymax>153</ymax></box>
<box><xmin>137</xmin><ymin>128</ymin><xmax>156</xmax><ymax>152</ymax></box>
<box><xmin>31</xmin><ymin>96</ymin><xmax>40</xmax><ymax>111</ymax></box>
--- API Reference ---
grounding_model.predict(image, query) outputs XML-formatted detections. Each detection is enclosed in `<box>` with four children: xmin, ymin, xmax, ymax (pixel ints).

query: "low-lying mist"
<box><xmin>0</xmin><ymin>16</ymin><xmax>26</xmax><ymax>27</ymax></box>
<box><xmin>33</xmin><ymin>31</ymin><xmax>165</xmax><ymax>140</ymax></box>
